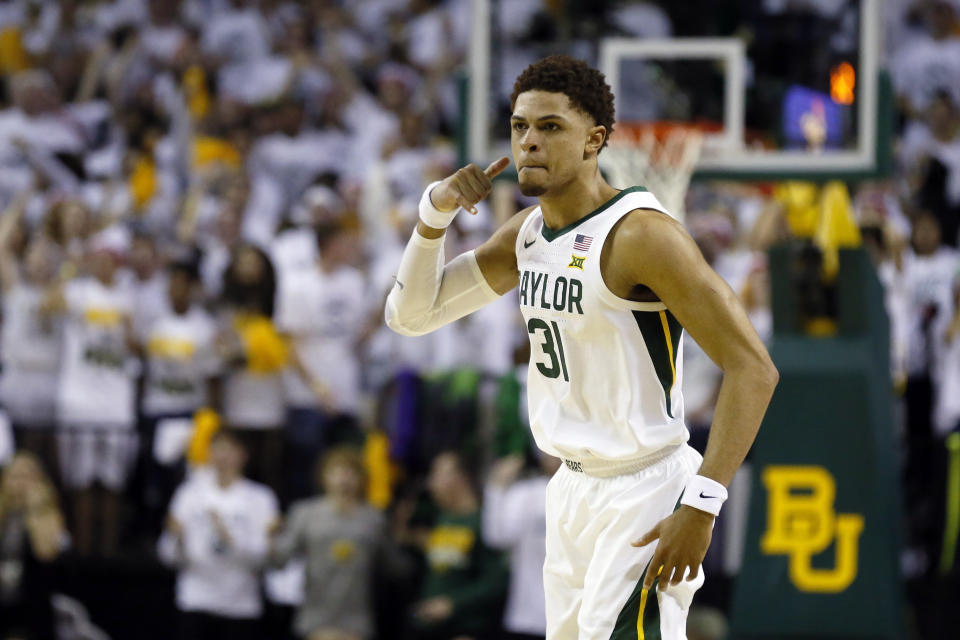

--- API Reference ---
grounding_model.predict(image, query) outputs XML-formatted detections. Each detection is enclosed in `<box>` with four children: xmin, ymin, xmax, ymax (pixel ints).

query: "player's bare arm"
<box><xmin>474</xmin><ymin>204</ymin><xmax>538</xmax><ymax>294</ymax></box>
<box><xmin>384</xmin><ymin>158</ymin><xmax>521</xmax><ymax>336</ymax></box>
<box><xmin>609</xmin><ymin>209</ymin><xmax>779</xmax><ymax>588</ymax></box>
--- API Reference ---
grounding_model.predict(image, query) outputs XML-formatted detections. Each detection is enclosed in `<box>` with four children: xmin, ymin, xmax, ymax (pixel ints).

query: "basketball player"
<box><xmin>385</xmin><ymin>56</ymin><xmax>778</xmax><ymax>639</ymax></box>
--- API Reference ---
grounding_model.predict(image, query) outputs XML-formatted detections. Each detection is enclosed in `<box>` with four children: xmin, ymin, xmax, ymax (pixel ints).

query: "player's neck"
<box><xmin>539</xmin><ymin>172</ymin><xmax>619</xmax><ymax>232</ymax></box>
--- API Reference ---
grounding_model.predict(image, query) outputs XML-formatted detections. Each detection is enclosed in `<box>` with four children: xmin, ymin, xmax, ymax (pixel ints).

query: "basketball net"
<box><xmin>600</xmin><ymin>123</ymin><xmax>704</xmax><ymax>224</ymax></box>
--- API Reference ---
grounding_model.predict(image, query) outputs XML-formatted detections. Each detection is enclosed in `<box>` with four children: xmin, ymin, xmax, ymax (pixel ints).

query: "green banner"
<box><xmin>729</xmin><ymin>249</ymin><xmax>905</xmax><ymax>639</ymax></box>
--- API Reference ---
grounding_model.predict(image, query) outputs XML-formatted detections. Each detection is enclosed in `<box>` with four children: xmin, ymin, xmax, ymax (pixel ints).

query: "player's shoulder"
<box><xmin>612</xmin><ymin>206</ymin><xmax>689</xmax><ymax>247</ymax></box>
<box><xmin>606</xmin><ymin>207</ymin><xmax>700</xmax><ymax>278</ymax></box>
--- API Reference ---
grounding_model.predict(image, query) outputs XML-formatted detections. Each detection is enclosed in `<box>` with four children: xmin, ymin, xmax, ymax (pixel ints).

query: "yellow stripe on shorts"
<box><xmin>636</xmin><ymin>587</ymin><xmax>650</xmax><ymax>639</ymax></box>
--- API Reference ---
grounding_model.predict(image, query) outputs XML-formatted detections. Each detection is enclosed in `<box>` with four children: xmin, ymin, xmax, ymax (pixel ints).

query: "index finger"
<box><xmin>631</xmin><ymin>522</ymin><xmax>661</xmax><ymax>547</ymax></box>
<box><xmin>643</xmin><ymin>556</ymin><xmax>663</xmax><ymax>590</ymax></box>
<box><xmin>484</xmin><ymin>156</ymin><xmax>511</xmax><ymax>179</ymax></box>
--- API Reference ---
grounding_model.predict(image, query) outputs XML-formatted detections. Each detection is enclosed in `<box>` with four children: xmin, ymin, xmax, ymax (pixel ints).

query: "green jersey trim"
<box><xmin>540</xmin><ymin>186</ymin><xmax>648</xmax><ymax>242</ymax></box>
<box><xmin>631</xmin><ymin>309</ymin><xmax>683</xmax><ymax>419</ymax></box>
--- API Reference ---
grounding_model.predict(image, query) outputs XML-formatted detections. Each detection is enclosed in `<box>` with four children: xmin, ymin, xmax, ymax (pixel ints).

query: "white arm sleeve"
<box><xmin>384</xmin><ymin>231</ymin><xmax>501</xmax><ymax>337</ymax></box>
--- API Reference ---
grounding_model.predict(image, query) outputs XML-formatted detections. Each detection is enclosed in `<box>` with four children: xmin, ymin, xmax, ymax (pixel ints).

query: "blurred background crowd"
<box><xmin>0</xmin><ymin>0</ymin><xmax>958</xmax><ymax>639</ymax></box>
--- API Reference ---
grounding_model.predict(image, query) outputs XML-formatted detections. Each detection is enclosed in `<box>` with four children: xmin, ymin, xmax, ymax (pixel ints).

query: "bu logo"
<box><xmin>760</xmin><ymin>465</ymin><xmax>864</xmax><ymax>593</ymax></box>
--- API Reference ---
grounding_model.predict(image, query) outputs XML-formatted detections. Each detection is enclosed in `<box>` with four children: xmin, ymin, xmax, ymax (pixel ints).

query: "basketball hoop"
<box><xmin>600</xmin><ymin>122</ymin><xmax>706</xmax><ymax>224</ymax></box>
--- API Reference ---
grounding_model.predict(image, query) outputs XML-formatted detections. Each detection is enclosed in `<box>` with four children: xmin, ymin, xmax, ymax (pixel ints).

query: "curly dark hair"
<box><xmin>510</xmin><ymin>55</ymin><xmax>616</xmax><ymax>150</ymax></box>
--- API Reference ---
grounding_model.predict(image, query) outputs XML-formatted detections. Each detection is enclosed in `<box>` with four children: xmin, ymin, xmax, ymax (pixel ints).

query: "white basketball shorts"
<box><xmin>544</xmin><ymin>444</ymin><xmax>705</xmax><ymax>640</ymax></box>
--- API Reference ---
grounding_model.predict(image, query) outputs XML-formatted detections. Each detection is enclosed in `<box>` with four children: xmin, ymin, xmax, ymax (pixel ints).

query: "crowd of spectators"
<box><xmin>0</xmin><ymin>0</ymin><xmax>958</xmax><ymax>639</ymax></box>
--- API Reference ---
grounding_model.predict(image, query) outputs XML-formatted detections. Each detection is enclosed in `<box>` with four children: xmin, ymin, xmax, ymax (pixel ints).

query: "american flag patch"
<box><xmin>573</xmin><ymin>234</ymin><xmax>593</xmax><ymax>251</ymax></box>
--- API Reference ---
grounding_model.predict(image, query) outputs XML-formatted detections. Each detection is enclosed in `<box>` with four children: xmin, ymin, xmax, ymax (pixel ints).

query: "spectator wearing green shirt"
<box><xmin>410</xmin><ymin>451</ymin><xmax>508</xmax><ymax>640</ymax></box>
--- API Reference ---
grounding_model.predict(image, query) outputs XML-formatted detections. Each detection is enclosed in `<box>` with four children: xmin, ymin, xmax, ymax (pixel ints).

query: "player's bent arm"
<box><xmin>384</xmin><ymin>207</ymin><xmax>529</xmax><ymax>336</ymax></box>
<box><xmin>475</xmin><ymin>205</ymin><xmax>535</xmax><ymax>294</ymax></box>
<box><xmin>383</xmin><ymin>235</ymin><xmax>499</xmax><ymax>337</ymax></box>
<box><xmin>614</xmin><ymin>210</ymin><xmax>779</xmax><ymax>488</ymax></box>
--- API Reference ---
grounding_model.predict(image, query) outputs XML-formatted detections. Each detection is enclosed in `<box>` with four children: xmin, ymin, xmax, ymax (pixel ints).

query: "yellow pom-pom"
<box><xmin>193</xmin><ymin>136</ymin><xmax>240</xmax><ymax>170</ymax></box>
<box><xmin>0</xmin><ymin>28</ymin><xmax>30</xmax><ymax>73</ymax></box>
<box><xmin>364</xmin><ymin>430</ymin><xmax>396</xmax><ymax>509</ymax></box>
<box><xmin>775</xmin><ymin>181</ymin><xmax>819</xmax><ymax>239</ymax></box>
<box><xmin>815</xmin><ymin>181</ymin><xmax>862</xmax><ymax>280</ymax></box>
<box><xmin>187</xmin><ymin>408</ymin><xmax>221</xmax><ymax>465</ymax></box>
<box><xmin>129</xmin><ymin>154</ymin><xmax>158</xmax><ymax>209</ymax></box>
<box><xmin>236</xmin><ymin>315</ymin><xmax>289</xmax><ymax>373</ymax></box>
<box><xmin>183</xmin><ymin>65</ymin><xmax>210</xmax><ymax>119</ymax></box>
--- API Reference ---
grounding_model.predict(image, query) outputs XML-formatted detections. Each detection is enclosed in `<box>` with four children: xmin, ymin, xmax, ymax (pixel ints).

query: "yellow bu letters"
<box><xmin>761</xmin><ymin>465</ymin><xmax>864</xmax><ymax>593</ymax></box>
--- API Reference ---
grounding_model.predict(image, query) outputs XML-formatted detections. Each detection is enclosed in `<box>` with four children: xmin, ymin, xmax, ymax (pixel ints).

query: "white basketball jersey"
<box><xmin>515</xmin><ymin>186</ymin><xmax>688</xmax><ymax>465</ymax></box>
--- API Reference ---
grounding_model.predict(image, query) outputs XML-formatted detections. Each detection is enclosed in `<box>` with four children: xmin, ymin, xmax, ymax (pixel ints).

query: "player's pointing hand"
<box><xmin>429</xmin><ymin>157</ymin><xmax>511</xmax><ymax>215</ymax></box>
<box><xmin>632</xmin><ymin>505</ymin><xmax>714</xmax><ymax>589</ymax></box>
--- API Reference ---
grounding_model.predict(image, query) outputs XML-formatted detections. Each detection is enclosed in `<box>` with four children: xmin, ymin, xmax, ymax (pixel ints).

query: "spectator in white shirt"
<box><xmin>912</xmin><ymin>90</ymin><xmax>960</xmax><ymax>247</ymax></box>
<box><xmin>140</xmin><ymin>259</ymin><xmax>221</xmax><ymax>534</ymax></box>
<box><xmin>142</xmin><ymin>259</ymin><xmax>220</xmax><ymax>425</ymax></box>
<box><xmin>52</xmin><ymin>226</ymin><xmax>139</xmax><ymax>557</ymax></box>
<box><xmin>269</xmin><ymin>184</ymin><xmax>338</xmax><ymax>280</ymax></box>
<box><xmin>200</xmin><ymin>0</ymin><xmax>271</xmax><ymax>66</ymax></box>
<box><xmin>936</xmin><ymin>277</ymin><xmax>960</xmax><ymax>434</ymax></box>
<box><xmin>126</xmin><ymin>230</ymin><xmax>171</xmax><ymax>342</ymax></box>
<box><xmin>138</xmin><ymin>0</ymin><xmax>189</xmax><ymax>66</ymax></box>
<box><xmin>158</xmin><ymin>428</ymin><xmax>279</xmax><ymax>640</ymax></box>
<box><xmin>194</xmin><ymin>184</ymin><xmax>245</xmax><ymax>301</ymax></box>
<box><xmin>0</xmin><ymin>197</ymin><xmax>62</xmax><ymax>473</ymax></box>
<box><xmin>483</xmin><ymin>452</ymin><xmax>560</xmax><ymax>640</ymax></box>
<box><xmin>276</xmin><ymin>222</ymin><xmax>369</xmax><ymax>502</ymax></box>
<box><xmin>900</xmin><ymin>212</ymin><xmax>960</xmax><ymax>571</ymax></box>
<box><xmin>4</xmin><ymin>70</ymin><xmax>87</xmax><ymax>157</ymax></box>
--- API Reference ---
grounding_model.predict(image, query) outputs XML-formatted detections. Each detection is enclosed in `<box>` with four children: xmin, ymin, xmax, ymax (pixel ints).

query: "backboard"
<box><xmin>468</xmin><ymin>0</ymin><xmax>891</xmax><ymax>182</ymax></box>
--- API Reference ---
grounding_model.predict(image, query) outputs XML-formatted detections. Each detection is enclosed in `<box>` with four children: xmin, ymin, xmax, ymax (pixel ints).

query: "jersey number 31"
<box><xmin>528</xmin><ymin>318</ymin><xmax>569</xmax><ymax>382</ymax></box>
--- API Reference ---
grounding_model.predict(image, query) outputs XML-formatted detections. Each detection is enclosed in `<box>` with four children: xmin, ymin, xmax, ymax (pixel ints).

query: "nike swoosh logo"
<box><xmin>523</xmin><ymin>238</ymin><xmax>537</xmax><ymax>249</ymax></box>
<box><xmin>393</xmin><ymin>277</ymin><xmax>404</xmax><ymax>290</ymax></box>
<box><xmin>699</xmin><ymin>492</ymin><xmax>720</xmax><ymax>500</ymax></box>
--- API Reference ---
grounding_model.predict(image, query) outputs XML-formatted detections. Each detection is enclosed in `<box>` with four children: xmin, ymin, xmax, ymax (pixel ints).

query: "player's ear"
<box><xmin>585</xmin><ymin>125</ymin><xmax>606</xmax><ymax>156</ymax></box>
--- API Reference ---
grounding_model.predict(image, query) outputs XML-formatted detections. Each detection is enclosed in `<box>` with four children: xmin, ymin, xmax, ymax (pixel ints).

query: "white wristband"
<box><xmin>418</xmin><ymin>181</ymin><xmax>460</xmax><ymax>229</ymax></box>
<box><xmin>679</xmin><ymin>475</ymin><xmax>728</xmax><ymax>517</ymax></box>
